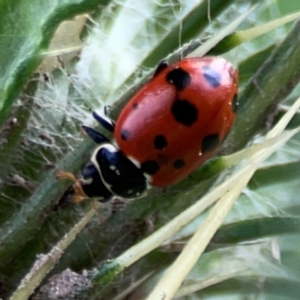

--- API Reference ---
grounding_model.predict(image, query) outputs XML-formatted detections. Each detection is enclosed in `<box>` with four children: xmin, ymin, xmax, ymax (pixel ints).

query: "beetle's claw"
<box><xmin>56</xmin><ymin>170</ymin><xmax>77</xmax><ymax>182</ymax></box>
<box><xmin>57</xmin><ymin>170</ymin><xmax>87</xmax><ymax>203</ymax></box>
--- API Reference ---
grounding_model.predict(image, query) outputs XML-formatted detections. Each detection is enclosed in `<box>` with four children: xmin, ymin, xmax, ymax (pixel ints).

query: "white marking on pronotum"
<box><xmin>90</xmin><ymin>143</ymin><xmax>117</xmax><ymax>194</ymax></box>
<box><xmin>133</xmin><ymin>190</ymin><xmax>147</xmax><ymax>199</ymax></box>
<box><xmin>143</xmin><ymin>173</ymin><xmax>153</xmax><ymax>183</ymax></box>
<box><xmin>109</xmin><ymin>164</ymin><xmax>121</xmax><ymax>175</ymax></box>
<box><xmin>80</xmin><ymin>177</ymin><xmax>93</xmax><ymax>185</ymax></box>
<box><xmin>127</xmin><ymin>156</ymin><xmax>141</xmax><ymax>168</ymax></box>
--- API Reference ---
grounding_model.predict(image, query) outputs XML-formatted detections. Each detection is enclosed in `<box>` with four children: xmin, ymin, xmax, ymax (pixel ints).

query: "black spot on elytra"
<box><xmin>173</xmin><ymin>159</ymin><xmax>185</xmax><ymax>169</ymax></box>
<box><xmin>121</xmin><ymin>129</ymin><xmax>131</xmax><ymax>140</ymax></box>
<box><xmin>154</xmin><ymin>135</ymin><xmax>168</xmax><ymax>150</ymax></box>
<box><xmin>171</xmin><ymin>99</ymin><xmax>198</xmax><ymax>126</ymax></box>
<box><xmin>132</xmin><ymin>103</ymin><xmax>139</xmax><ymax>109</ymax></box>
<box><xmin>166</xmin><ymin>67</ymin><xmax>191</xmax><ymax>91</ymax></box>
<box><xmin>232</xmin><ymin>93</ymin><xmax>238</xmax><ymax>112</ymax></box>
<box><xmin>141</xmin><ymin>161</ymin><xmax>160</xmax><ymax>175</ymax></box>
<box><xmin>153</xmin><ymin>60</ymin><xmax>169</xmax><ymax>77</ymax></box>
<box><xmin>202</xmin><ymin>134</ymin><xmax>220</xmax><ymax>153</ymax></box>
<box><xmin>202</xmin><ymin>66</ymin><xmax>221</xmax><ymax>88</ymax></box>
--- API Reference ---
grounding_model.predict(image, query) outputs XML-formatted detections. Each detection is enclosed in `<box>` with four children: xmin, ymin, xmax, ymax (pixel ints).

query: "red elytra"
<box><xmin>114</xmin><ymin>56</ymin><xmax>238</xmax><ymax>187</ymax></box>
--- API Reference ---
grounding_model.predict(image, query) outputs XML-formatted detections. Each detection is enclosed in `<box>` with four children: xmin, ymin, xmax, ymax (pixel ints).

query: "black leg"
<box><xmin>82</xmin><ymin>125</ymin><xmax>110</xmax><ymax>144</ymax></box>
<box><xmin>104</xmin><ymin>105</ymin><xmax>111</xmax><ymax>116</ymax></box>
<box><xmin>93</xmin><ymin>110</ymin><xmax>115</xmax><ymax>132</ymax></box>
<box><xmin>153</xmin><ymin>60</ymin><xmax>169</xmax><ymax>77</ymax></box>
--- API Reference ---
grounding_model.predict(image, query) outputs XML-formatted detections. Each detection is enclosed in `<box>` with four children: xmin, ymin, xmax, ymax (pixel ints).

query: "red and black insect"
<box><xmin>58</xmin><ymin>56</ymin><xmax>238</xmax><ymax>203</ymax></box>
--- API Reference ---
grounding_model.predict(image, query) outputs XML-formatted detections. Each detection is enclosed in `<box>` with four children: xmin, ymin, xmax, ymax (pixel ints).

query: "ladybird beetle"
<box><xmin>58</xmin><ymin>56</ymin><xmax>238</xmax><ymax>203</ymax></box>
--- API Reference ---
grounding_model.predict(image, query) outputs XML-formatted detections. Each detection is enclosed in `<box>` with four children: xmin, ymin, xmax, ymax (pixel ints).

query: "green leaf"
<box><xmin>0</xmin><ymin>0</ymin><xmax>110</xmax><ymax>125</ymax></box>
<box><xmin>210</xmin><ymin>10</ymin><xmax>300</xmax><ymax>54</ymax></box>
